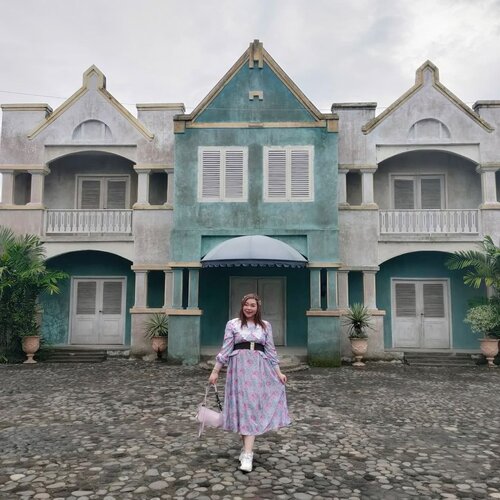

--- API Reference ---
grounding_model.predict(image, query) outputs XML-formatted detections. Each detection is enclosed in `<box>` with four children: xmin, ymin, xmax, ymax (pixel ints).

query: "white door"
<box><xmin>71</xmin><ymin>278</ymin><xmax>126</xmax><ymax>345</ymax></box>
<box><xmin>230</xmin><ymin>277</ymin><xmax>286</xmax><ymax>345</ymax></box>
<box><xmin>392</xmin><ymin>279</ymin><xmax>450</xmax><ymax>349</ymax></box>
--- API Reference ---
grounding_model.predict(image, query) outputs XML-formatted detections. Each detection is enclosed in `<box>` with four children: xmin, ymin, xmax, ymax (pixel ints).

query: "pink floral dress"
<box><xmin>214</xmin><ymin>318</ymin><xmax>291</xmax><ymax>436</ymax></box>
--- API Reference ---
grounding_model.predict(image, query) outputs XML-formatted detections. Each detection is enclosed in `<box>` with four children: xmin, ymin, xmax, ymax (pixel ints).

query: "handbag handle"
<box><xmin>202</xmin><ymin>384</ymin><xmax>223</xmax><ymax>411</ymax></box>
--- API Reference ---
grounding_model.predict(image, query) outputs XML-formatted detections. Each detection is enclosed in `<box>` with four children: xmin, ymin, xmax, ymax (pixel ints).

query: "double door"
<box><xmin>392</xmin><ymin>279</ymin><xmax>450</xmax><ymax>349</ymax></box>
<box><xmin>70</xmin><ymin>278</ymin><xmax>125</xmax><ymax>345</ymax></box>
<box><xmin>230</xmin><ymin>277</ymin><xmax>285</xmax><ymax>345</ymax></box>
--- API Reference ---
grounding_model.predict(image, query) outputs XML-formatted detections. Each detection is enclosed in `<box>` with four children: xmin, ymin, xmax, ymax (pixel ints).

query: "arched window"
<box><xmin>72</xmin><ymin>120</ymin><xmax>112</xmax><ymax>141</ymax></box>
<box><xmin>408</xmin><ymin>119</ymin><xmax>450</xmax><ymax>141</ymax></box>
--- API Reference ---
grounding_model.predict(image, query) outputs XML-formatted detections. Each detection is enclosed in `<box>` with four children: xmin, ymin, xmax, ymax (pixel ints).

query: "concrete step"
<box><xmin>404</xmin><ymin>352</ymin><xmax>477</xmax><ymax>367</ymax></box>
<box><xmin>44</xmin><ymin>350</ymin><xmax>107</xmax><ymax>363</ymax></box>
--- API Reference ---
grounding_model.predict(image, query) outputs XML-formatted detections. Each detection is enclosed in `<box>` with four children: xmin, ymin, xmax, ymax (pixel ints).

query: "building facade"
<box><xmin>1</xmin><ymin>43</ymin><xmax>499</xmax><ymax>364</ymax></box>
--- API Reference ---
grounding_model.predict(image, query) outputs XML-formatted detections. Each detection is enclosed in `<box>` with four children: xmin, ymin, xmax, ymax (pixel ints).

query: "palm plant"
<box><xmin>144</xmin><ymin>313</ymin><xmax>169</xmax><ymax>338</ymax></box>
<box><xmin>343</xmin><ymin>303</ymin><xmax>374</xmax><ymax>339</ymax></box>
<box><xmin>0</xmin><ymin>227</ymin><xmax>67</xmax><ymax>358</ymax></box>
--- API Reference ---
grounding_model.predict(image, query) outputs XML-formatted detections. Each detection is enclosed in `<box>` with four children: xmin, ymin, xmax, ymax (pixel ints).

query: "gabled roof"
<box><xmin>362</xmin><ymin>60</ymin><xmax>494</xmax><ymax>134</ymax></box>
<box><xmin>179</xmin><ymin>40</ymin><xmax>327</xmax><ymax>123</ymax></box>
<box><xmin>28</xmin><ymin>65</ymin><xmax>154</xmax><ymax>140</ymax></box>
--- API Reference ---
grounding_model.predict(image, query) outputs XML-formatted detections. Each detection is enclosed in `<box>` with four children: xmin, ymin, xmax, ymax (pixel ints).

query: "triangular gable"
<box><xmin>28</xmin><ymin>66</ymin><xmax>154</xmax><ymax>140</ymax></box>
<box><xmin>362</xmin><ymin>60</ymin><xmax>493</xmax><ymax>134</ymax></box>
<box><xmin>181</xmin><ymin>40</ymin><xmax>327</xmax><ymax>124</ymax></box>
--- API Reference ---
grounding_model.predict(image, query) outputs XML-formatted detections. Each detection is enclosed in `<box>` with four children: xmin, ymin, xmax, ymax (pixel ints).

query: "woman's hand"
<box><xmin>208</xmin><ymin>370</ymin><xmax>219</xmax><ymax>385</ymax></box>
<box><xmin>277</xmin><ymin>371</ymin><xmax>287</xmax><ymax>384</ymax></box>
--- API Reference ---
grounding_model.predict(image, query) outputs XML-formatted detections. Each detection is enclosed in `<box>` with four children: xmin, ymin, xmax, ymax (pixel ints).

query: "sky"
<box><xmin>1</xmin><ymin>0</ymin><xmax>500</xmax><ymax>117</ymax></box>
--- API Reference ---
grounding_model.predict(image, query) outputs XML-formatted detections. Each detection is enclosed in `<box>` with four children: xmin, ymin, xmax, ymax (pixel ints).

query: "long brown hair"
<box><xmin>239</xmin><ymin>293</ymin><xmax>267</xmax><ymax>331</ymax></box>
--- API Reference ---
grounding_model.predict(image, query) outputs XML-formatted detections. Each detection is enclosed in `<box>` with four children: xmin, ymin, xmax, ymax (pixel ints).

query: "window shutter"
<box><xmin>102</xmin><ymin>281</ymin><xmax>123</xmax><ymax>315</ymax></box>
<box><xmin>423</xmin><ymin>283</ymin><xmax>445</xmax><ymax>318</ymax></box>
<box><xmin>420</xmin><ymin>178</ymin><xmax>442</xmax><ymax>209</ymax></box>
<box><xmin>290</xmin><ymin>149</ymin><xmax>310</xmax><ymax>199</ymax></box>
<box><xmin>224</xmin><ymin>150</ymin><xmax>244</xmax><ymax>199</ymax></box>
<box><xmin>395</xmin><ymin>283</ymin><xmax>417</xmax><ymax>317</ymax></box>
<box><xmin>76</xmin><ymin>281</ymin><xmax>97</xmax><ymax>315</ymax></box>
<box><xmin>80</xmin><ymin>180</ymin><xmax>101</xmax><ymax>209</ymax></box>
<box><xmin>267</xmin><ymin>149</ymin><xmax>287</xmax><ymax>199</ymax></box>
<box><xmin>106</xmin><ymin>180</ymin><xmax>127</xmax><ymax>209</ymax></box>
<box><xmin>394</xmin><ymin>179</ymin><xmax>415</xmax><ymax>209</ymax></box>
<box><xmin>201</xmin><ymin>150</ymin><xmax>221</xmax><ymax>199</ymax></box>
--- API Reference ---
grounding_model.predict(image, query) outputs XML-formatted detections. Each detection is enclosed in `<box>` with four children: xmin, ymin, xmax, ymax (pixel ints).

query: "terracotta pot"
<box><xmin>350</xmin><ymin>338</ymin><xmax>368</xmax><ymax>367</ymax></box>
<box><xmin>480</xmin><ymin>338</ymin><xmax>499</xmax><ymax>368</ymax></box>
<box><xmin>22</xmin><ymin>335</ymin><xmax>40</xmax><ymax>364</ymax></box>
<box><xmin>151</xmin><ymin>336</ymin><xmax>168</xmax><ymax>360</ymax></box>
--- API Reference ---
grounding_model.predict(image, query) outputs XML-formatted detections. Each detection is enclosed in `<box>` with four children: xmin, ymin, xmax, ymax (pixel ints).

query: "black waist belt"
<box><xmin>234</xmin><ymin>341</ymin><xmax>265</xmax><ymax>352</ymax></box>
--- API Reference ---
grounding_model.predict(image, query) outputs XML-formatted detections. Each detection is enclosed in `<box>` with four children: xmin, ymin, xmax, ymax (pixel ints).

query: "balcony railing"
<box><xmin>45</xmin><ymin>210</ymin><xmax>133</xmax><ymax>234</ymax></box>
<box><xmin>379</xmin><ymin>209</ymin><xmax>479</xmax><ymax>234</ymax></box>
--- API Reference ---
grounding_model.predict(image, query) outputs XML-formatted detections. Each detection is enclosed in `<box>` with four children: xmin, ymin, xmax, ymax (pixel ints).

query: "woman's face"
<box><xmin>242</xmin><ymin>298</ymin><xmax>258</xmax><ymax>320</ymax></box>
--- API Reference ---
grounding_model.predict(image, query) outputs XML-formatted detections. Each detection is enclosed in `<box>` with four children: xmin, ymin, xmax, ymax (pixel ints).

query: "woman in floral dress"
<box><xmin>208</xmin><ymin>293</ymin><xmax>291</xmax><ymax>472</ymax></box>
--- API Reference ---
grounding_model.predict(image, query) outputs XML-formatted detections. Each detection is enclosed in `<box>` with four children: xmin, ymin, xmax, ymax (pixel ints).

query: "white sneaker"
<box><xmin>238</xmin><ymin>448</ymin><xmax>245</xmax><ymax>461</ymax></box>
<box><xmin>239</xmin><ymin>452</ymin><xmax>253</xmax><ymax>472</ymax></box>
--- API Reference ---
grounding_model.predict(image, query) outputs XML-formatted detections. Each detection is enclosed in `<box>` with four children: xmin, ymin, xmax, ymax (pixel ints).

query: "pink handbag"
<box><xmin>196</xmin><ymin>384</ymin><xmax>223</xmax><ymax>437</ymax></box>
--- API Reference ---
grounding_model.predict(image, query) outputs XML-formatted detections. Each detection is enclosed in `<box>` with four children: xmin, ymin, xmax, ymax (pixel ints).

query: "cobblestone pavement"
<box><xmin>1</xmin><ymin>360</ymin><xmax>500</xmax><ymax>500</ymax></box>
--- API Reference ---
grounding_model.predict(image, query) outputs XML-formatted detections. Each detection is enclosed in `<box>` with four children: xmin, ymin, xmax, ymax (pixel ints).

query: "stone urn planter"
<box><xmin>151</xmin><ymin>336</ymin><xmax>168</xmax><ymax>358</ymax></box>
<box><xmin>22</xmin><ymin>335</ymin><xmax>40</xmax><ymax>364</ymax></box>
<box><xmin>350</xmin><ymin>338</ymin><xmax>369</xmax><ymax>367</ymax></box>
<box><xmin>479</xmin><ymin>338</ymin><xmax>499</xmax><ymax>368</ymax></box>
<box><xmin>144</xmin><ymin>313</ymin><xmax>169</xmax><ymax>361</ymax></box>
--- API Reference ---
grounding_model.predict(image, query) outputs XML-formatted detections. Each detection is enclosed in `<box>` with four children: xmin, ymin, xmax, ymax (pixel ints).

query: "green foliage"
<box><xmin>343</xmin><ymin>303</ymin><xmax>374</xmax><ymax>339</ymax></box>
<box><xmin>446</xmin><ymin>236</ymin><xmax>500</xmax><ymax>291</ymax></box>
<box><xmin>464</xmin><ymin>304</ymin><xmax>500</xmax><ymax>339</ymax></box>
<box><xmin>0</xmin><ymin>226</ymin><xmax>67</xmax><ymax>360</ymax></box>
<box><xmin>144</xmin><ymin>313</ymin><xmax>169</xmax><ymax>338</ymax></box>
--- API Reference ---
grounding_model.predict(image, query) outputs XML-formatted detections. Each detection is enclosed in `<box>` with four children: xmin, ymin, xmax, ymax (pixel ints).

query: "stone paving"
<box><xmin>1</xmin><ymin>360</ymin><xmax>500</xmax><ymax>500</ymax></box>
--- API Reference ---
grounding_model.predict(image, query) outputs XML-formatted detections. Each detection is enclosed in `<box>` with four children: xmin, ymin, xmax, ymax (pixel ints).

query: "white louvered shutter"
<box><xmin>420</xmin><ymin>178</ymin><xmax>442</xmax><ymax>209</ymax></box>
<box><xmin>394</xmin><ymin>179</ymin><xmax>415</xmax><ymax>209</ymax></box>
<box><xmin>80</xmin><ymin>180</ymin><xmax>101</xmax><ymax>209</ymax></box>
<box><xmin>201</xmin><ymin>150</ymin><xmax>221</xmax><ymax>199</ymax></box>
<box><xmin>423</xmin><ymin>283</ymin><xmax>445</xmax><ymax>318</ymax></box>
<box><xmin>395</xmin><ymin>283</ymin><xmax>417</xmax><ymax>317</ymax></box>
<box><xmin>106</xmin><ymin>180</ymin><xmax>127</xmax><ymax>209</ymax></box>
<box><xmin>290</xmin><ymin>149</ymin><xmax>310</xmax><ymax>199</ymax></box>
<box><xmin>224</xmin><ymin>149</ymin><xmax>244</xmax><ymax>199</ymax></box>
<box><xmin>267</xmin><ymin>149</ymin><xmax>287</xmax><ymax>199</ymax></box>
<box><xmin>102</xmin><ymin>281</ymin><xmax>123</xmax><ymax>315</ymax></box>
<box><xmin>76</xmin><ymin>281</ymin><xmax>97</xmax><ymax>315</ymax></box>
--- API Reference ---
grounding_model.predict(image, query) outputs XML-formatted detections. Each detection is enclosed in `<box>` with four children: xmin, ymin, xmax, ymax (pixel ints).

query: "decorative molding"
<box><xmin>166</xmin><ymin>308</ymin><xmax>203</xmax><ymax>316</ymax></box>
<box><xmin>133</xmin><ymin>204</ymin><xmax>173</xmax><ymax>211</ymax></box>
<box><xmin>134</xmin><ymin>163</ymin><xmax>173</xmax><ymax>172</ymax></box>
<box><xmin>331</xmin><ymin>102</ymin><xmax>377</xmax><ymax>110</ymax></box>
<box><xmin>338</xmin><ymin>205</ymin><xmax>379</xmax><ymax>211</ymax></box>
<box><xmin>307</xmin><ymin>262</ymin><xmax>342</xmax><ymax>268</ymax></box>
<box><xmin>306</xmin><ymin>310</ymin><xmax>343</xmax><ymax>317</ymax></box>
<box><xmin>168</xmin><ymin>262</ymin><xmax>203</xmax><ymax>268</ymax></box>
<box><xmin>1</xmin><ymin>103</ymin><xmax>53</xmax><ymax>114</ymax></box>
<box><xmin>0</xmin><ymin>204</ymin><xmax>46</xmax><ymax>210</ymax></box>
<box><xmin>339</xmin><ymin>164</ymin><xmax>377</xmax><ymax>171</ymax></box>
<box><xmin>131</xmin><ymin>264</ymin><xmax>172</xmax><ymax>271</ymax></box>
<box><xmin>186</xmin><ymin>121</ymin><xmax>328</xmax><ymax>129</ymax></box>
<box><xmin>249</xmin><ymin>90</ymin><xmax>263</xmax><ymax>101</ymax></box>
<box><xmin>0</xmin><ymin>164</ymin><xmax>49</xmax><ymax>172</ymax></box>
<box><xmin>136</xmin><ymin>103</ymin><xmax>185</xmax><ymax>112</ymax></box>
<box><xmin>362</xmin><ymin>60</ymin><xmax>494</xmax><ymax>134</ymax></box>
<box><xmin>338</xmin><ymin>266</ymin><xmax>380</xmax><ymax>272</ymax></box>
<box><xmin>28</xmin><ymin>65</ymin><xmax>155</xmax><ymax>141</ymax></box>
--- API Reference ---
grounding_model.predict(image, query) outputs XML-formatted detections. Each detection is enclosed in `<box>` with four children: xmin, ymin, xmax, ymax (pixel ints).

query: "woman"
<box><xmin>208</xmin><ymin>293</ymin><xmax>291</xmax><ymax>472</ymax></box>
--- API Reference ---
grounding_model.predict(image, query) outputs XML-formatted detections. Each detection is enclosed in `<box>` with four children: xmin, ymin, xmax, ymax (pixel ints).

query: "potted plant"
<box><xmin>144</xmin><ymin>312</ymin><xmax>169</xmax><ymax>360</ymax></box>
<box><xmin>343</xmin><ymin>303</ymin><xmax>374</xmax><ymax>367</ymax></box>
<box><xmin>464</xmin><ymin>304</ymin><xmax>500</xmax><ymax>367</ymax></box>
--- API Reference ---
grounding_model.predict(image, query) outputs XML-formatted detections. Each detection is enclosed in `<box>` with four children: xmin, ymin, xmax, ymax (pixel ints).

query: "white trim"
<box><xmin>76</xmin><ymin>174</ymin><xmax>130</xmax><ymax>209</ymax></box>
<box><xmin>197</xmin><ymin>146</ymin><xmax>248</xmax><ymax>202</ymax></box>
<box><xmin>263</xmin><ymin>145</ymin><xmax>314</xmax><ymax>202</ymax></box>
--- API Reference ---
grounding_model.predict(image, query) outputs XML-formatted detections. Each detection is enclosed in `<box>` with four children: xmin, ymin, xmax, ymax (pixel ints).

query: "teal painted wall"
<box><xmin>147</xmin><ymin>271</ymin><xmax>164</xmax><ymax>308</ymax></box>
<box><xmin>40</xmin><ymin>251</ymin><xmax>134</xmax><ymax>345</ymax></box>
<box><xmin>377</xmin><ymin>251</ymin><xmax>485</xmax><ymax>349</ymax></box>
<box><xmin>197</xmin><ymin>63</ymin><xmax>315</xmax><ymax>123</ymax></box>
<box><xmin>168</xmin><ymin>315</ymin><xmax>200</xmax><ymax>365</ymax></box>
<box><xmin>200</xmin><ymin>267</ymin><xmax>309</xmax><ymax>347</ymax></box>
<box><xmin>307</xmin><ymin>316</ymin><xmax>341</xmax><ymax>367</ymax></box>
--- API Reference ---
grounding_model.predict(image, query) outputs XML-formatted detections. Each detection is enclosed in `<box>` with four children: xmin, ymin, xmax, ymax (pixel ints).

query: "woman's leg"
<box><xmin>242</xmin><ymin>435</ymin><xmax>255</xmax><ymax>453</ymax></box>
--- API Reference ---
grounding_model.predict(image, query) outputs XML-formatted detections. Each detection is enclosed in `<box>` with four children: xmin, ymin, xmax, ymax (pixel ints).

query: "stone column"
<box><xmin>360</xmin><ymin>167</ymin><xmax>377</xmax><ymax>207</ymax></box>
<box><xmin>1</xmin><ymin>170</ymin><xmax>14</xmax><ymax>205</ymax></box>
<box><xmin>338</xmin><ymin>168</ymin><xmax>349</xmax><ymax>206</ymax></box>
<box><xmin>134</xmin><ymin>271</ymin><xmax>148</xmax><ymax>308</ymax></box>
<box><xmin>309</xmin><ymin>268</ymin><xmax>322</xmax><ymax>311</ymax></box>
<box><xmin>165</xmin><ymin>168</ymin><xmax>174</xmax><ymax>205</ymax></box>
<box><xmin>136</xmin><ymin>169</ymin><xmax>151</xmax><ymax>206</ymax></box>
<box><xmin>187</xmin><ymin>268</ymin><xmax>200</xmax><ymax>309</ymax></box>
<box><xmin>476</xmin><ymin>165</ymin><xmax>499</xmax><ymax>207</ymax></box>
<box><xmin>337</xmin><ymin>270</ymin><xmax>349</xmax><ymax>308</ymax></box>
<box><xmin>363</xmin><ymin>270</ymin><xmax>377</xmax><ymax>309</ymax></box>
<box><xmin>172</xmin><ymin>268</ymin><xmax>184</xmax><ymax>309</ymax></box>
<box><xmin>28</xmin><ymin>170</ymin><xmax>46</xmax><ymax>206</ymax></box>
<box><xmin>326</xmin><ymin>268</ymin><xmax>338</xmax><ymax>310</ymax></box>
<box><xmin>163</xmin><ymin>270</ymin><xmax>173</xmax><ymax>308</ymax></box>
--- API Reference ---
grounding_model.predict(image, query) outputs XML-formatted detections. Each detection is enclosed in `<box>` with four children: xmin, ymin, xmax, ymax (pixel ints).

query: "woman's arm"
<box><xmin>263</xmin><ymin>322</ymin><xmax>287</xmax><ymax>384</ymax></box>
<box><xmin>208</xmin><ymin>320</ymin><xmax>236</xmax><ymax>384</ymax></box>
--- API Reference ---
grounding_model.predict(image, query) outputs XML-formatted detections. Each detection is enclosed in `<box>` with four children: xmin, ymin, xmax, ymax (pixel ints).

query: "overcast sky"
<box><xmin>1</xmin><ymin>0</ymin><xmax>500</xmax><ymax>118</ymax></box>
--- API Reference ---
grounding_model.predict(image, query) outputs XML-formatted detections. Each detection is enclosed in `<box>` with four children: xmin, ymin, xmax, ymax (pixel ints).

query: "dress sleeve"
<box><xmin>263</xmin><ymin>321</ymin><xmax>280</xmax><ymax>367</ymax></box>
<box><xmin>215</xmin><ymin>320</ymin><xmax>236</xmax><ymax>367</ymax></box>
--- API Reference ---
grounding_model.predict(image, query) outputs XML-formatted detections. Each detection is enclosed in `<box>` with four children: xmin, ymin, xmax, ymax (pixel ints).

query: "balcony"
<box><xmin>45</xmin><ymin>210</ymin><xmax>133</xmax><ymax>234</ymax></box>
<box><xmin>379</xmin><ymin>209</ymin><xmax>479</xmax><ymax>234</ymax></box>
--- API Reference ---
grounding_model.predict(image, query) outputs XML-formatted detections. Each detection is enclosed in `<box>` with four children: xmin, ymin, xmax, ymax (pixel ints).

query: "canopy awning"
<box><xmin>201</xmin><ymin>235</ymin><xmax>307</xmax><ymax>268</ymax></box>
